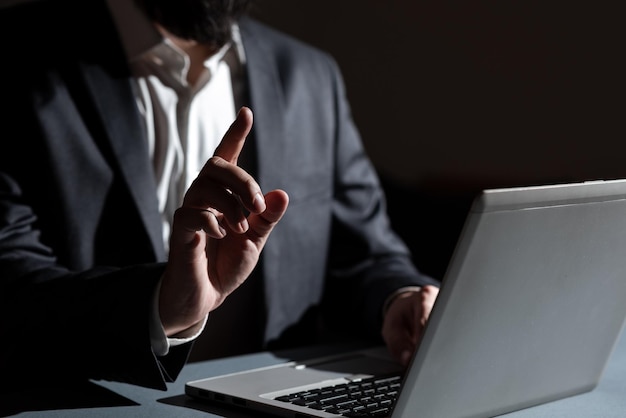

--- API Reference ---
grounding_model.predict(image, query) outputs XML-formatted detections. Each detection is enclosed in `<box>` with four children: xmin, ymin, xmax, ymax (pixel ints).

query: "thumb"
<box><xmin>247</xmin><ymin>189</ymin><xmax>289</xmax><ymax>248</ymax></box>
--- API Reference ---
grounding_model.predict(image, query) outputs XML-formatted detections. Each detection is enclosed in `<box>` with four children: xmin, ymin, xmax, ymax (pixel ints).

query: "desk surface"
<box><xmin>3</xmin><ymin>332</ymin><xmax>626</xmax><ymax>418</ymax></box>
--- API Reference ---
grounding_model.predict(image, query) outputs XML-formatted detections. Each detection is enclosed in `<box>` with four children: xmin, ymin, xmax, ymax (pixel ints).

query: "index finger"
<box><xmin>213</xmin><ymin>106</ymin><xmax>253</xmax><ymax>164</ymax></box>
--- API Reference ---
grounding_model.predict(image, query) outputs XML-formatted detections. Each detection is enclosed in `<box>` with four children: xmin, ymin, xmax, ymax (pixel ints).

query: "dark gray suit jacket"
<box><xmin>0</xmin><ymin>0</ymin><xmax>435</xmax><ymax>389</ymax></box>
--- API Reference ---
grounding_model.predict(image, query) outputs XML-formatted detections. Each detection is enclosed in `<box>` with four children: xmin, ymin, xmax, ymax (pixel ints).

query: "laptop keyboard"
<box><xmin>274</xmin><ymin>374</ymin><xmax>402</xmax><ymax>417</ymax></box>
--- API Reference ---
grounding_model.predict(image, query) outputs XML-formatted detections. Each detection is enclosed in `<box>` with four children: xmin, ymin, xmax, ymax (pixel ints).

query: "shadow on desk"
<box><xmin>0</xmin><ymin>381</ymin><xmax>138</xmax><ymax>417</ymax></box>
<box><xmin>159</xmin><ymin>393</ymin><xmax>275</xmax><ymax>418</ymax></box>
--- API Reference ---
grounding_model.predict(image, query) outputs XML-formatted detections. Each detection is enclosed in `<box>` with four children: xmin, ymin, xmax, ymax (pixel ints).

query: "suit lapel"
<box><xmin>80</xmin><ymin>62</ymin><xmax>166</xmax><ymax>260</ymax></box>
<box><xmin>240</xmin><ymin>21</ymin><xmax>288</xmax><ymax>193</ymax></box>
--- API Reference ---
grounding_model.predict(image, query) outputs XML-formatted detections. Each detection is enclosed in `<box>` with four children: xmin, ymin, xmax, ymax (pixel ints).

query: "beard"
<box><xmin>134</xmin><ymin>0</ymin><xmax>251</xmax><ymax>46</ymax></box>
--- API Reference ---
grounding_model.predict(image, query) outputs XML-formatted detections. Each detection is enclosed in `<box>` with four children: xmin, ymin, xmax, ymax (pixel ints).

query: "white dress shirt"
<box><xmin>106</xmin><ymin>0</ymin><xmax>245</xmax><ymax>355</ymax></box>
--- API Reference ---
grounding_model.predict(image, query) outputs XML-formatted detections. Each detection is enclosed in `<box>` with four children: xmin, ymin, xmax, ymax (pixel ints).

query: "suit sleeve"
<box><xmin>0</xmin><ymin>172</ymin><xmax>190</xmax><ymax>390</ymax></box>
<box><xmin>319</xmin><ymin>56</ymin><xmax>440</xmax><ymax>339</ymax></box>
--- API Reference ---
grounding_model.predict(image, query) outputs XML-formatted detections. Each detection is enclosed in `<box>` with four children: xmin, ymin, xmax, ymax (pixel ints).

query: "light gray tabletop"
<box><xmin>3</xmin><ymin>332</ymin><xmax>626</xmax><ymax>418</ymax></box>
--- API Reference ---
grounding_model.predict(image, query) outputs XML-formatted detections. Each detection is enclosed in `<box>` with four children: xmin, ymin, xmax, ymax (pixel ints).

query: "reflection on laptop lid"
<box><xmin>186</xmin><ymin>179</ymin><xmax>626</xmax><ymax>418</ymax></box>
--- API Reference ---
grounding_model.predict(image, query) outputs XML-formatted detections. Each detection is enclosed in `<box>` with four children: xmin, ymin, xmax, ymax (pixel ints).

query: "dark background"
<box><xmin>250</xmin><ymin>1</ymin><xmax>624</xmax><ymax>278</ymax></box>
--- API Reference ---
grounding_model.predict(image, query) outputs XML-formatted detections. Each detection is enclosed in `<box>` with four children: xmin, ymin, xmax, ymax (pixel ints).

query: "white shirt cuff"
<box><xmin>382</xmin><ymin>286</ymin><xmax>423</xmax><ymax>316</ymax></box>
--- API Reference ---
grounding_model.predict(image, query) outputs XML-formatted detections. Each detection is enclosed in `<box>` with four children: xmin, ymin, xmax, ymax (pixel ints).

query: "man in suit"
<box><xmin>0</xmin><ymin>0</ymin><xmax>439</xmax><ymax>390</ymax></box>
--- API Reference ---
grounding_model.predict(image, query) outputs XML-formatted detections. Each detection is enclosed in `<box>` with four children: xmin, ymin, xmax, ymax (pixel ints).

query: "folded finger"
<box><xmin>189</xmin><ymin>157</ymin><xmax>265</xmax><ymax>216</ymax></box>
<box><xmin>170</xmin><ymin>207</ymin><xmax>227</xmax><ymax>247</ymax></box>
<box><xmin>183</xmin><ymin>175</ymin><xmax>255</xmax><ymax>233</ymax></box>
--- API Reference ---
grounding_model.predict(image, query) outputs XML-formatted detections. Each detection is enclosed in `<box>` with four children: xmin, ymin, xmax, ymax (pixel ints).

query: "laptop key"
<box><xmin>274</xmin><ymin>374</ymin><xmax>401</xmax><ymax>417</ymax></box>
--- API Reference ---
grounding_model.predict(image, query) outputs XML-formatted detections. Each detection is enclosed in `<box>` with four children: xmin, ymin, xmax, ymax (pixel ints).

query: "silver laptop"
<box><xmin>186</xmin><ymin>179</ymin><xmax>626</xmax><ymax>418</ymax></box>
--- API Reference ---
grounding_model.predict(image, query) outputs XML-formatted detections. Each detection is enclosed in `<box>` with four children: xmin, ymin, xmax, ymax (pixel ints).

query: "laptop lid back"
<box><xmin>392</xmin><ymin>179</ymin><xmax>626</xmax><ymax>418</ymax></box>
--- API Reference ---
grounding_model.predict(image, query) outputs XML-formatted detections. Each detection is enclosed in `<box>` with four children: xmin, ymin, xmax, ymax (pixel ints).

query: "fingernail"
<box><xmin>252</xmin><ymin>192</ymin><xmax>265</xmax><ymax>212</ymax></box>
